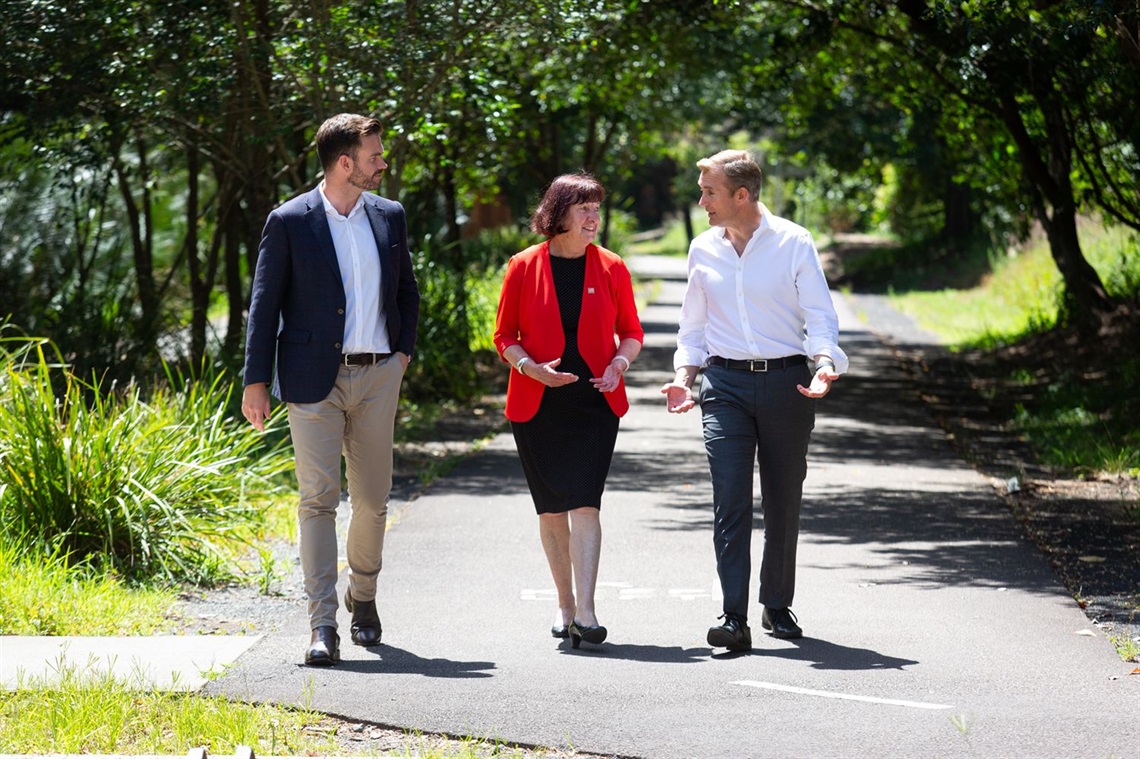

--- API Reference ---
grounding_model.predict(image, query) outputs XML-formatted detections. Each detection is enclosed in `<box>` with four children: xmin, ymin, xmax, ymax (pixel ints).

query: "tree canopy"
<box><xmin>1</xmin><ymin>0</ymin><xmax>1137</xmax><ymax>389</ymax></box>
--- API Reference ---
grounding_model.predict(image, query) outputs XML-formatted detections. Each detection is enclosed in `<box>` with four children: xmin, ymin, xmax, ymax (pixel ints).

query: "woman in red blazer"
<box><xmin>494</xmin><ymin>174</ymin><xmax>644</xmax><ymax>649</ymax></box>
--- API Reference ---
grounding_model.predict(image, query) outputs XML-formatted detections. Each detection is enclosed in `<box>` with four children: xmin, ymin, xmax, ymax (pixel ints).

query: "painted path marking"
<box><xmin>735</xmin><ymin>680</ymin><xmax>953</xmax><ymax>710</ymax></box>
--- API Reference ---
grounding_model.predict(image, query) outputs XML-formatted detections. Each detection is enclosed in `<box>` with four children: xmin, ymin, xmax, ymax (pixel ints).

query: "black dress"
<box><xmin>511</xmin><ymin>254</ymin><xmax>620</xmax><ymax>514</ymax></box>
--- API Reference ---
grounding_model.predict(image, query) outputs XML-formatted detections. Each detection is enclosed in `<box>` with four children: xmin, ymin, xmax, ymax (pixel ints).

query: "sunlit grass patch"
<box><xmin>0</xmin><ymin>539</ymin><xmax>176</xmax><ymax>635</ymax></box>
<box><xmin>0</xmin><ymin>661</ymin><xmax>339</xmax><ymax>756</ymax></box>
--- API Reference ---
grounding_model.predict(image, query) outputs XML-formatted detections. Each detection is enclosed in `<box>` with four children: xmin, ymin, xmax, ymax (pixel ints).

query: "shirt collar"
<box><xmin>318</xmin><ymin>181</ymin><xmax>366</xmax><ymax>220</ymax></box>
<box><xmin>713</xmin><ymin>203</ymin><xmax>773</xmax><ymax>249</ymax></box>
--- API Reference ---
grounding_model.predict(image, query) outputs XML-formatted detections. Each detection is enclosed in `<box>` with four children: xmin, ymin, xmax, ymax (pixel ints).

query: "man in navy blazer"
<box><xmin>242</xmin><ymin>113</ymin><xmax>420</xmax><ymax>666</ymax></box>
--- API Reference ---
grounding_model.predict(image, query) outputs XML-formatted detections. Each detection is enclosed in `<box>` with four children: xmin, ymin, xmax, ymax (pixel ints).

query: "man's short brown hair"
<box><xmin>530</xmin><ymin>173</ymin><xmax>606</xmax><ymax>237</ymax></box>
<box><xmin>315</xmin><ymin>114</ymin><xmax>383</xmax><ymax>172</ymax></box>
<box><xmin>696</xmin><ymin>149</ymin><xmax>763</xmax><ymax>202</ymax></box>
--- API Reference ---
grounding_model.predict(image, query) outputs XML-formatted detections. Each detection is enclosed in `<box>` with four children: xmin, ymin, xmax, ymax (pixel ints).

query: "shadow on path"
<box><xmin>324</xmin><ymin>645</ymin><xmax>497</xmax><ymax>679</ymax></box>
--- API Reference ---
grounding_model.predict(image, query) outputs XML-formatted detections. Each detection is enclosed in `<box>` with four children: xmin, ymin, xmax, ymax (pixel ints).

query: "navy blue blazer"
<box><xmin>243</xmin><ymin>186</ymin><xmax>420</xmax><ymax>404</ymax></box>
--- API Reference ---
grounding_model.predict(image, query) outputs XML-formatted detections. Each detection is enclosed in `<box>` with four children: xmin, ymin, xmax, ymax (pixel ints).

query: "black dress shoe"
<box><xmin>551</xmin><ymin>624</ymin><xmax>569</xmax><ymax>639</ymax></box>
<box><xmin>568</xmin><ymin>620</ymin><xmax>607</xmax><ymax>649</ymax></box>
<box><xmin>761</xmin><ymin>607</ymin><xmax>803</xmax><ymax>639</ymax></box>
<box><xmin>344</xmin><ymin>589</ymin><xmax>382</xmax><ymax>646</ymax></box>
<box><xmin>707</xmin><ymin>614</ymin><xmax>752</xmax><ymax>651</ymax></box>
<box><xmin>305</xmin><ymin>626</ymin><xmax>340</xmax><ymax>666</ymax></box>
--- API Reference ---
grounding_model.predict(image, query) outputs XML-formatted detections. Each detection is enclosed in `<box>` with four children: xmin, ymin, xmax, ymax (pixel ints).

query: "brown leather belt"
<box><xmin>342</xmin><ymin>352</ymin><xmax>392</xmax><ymax>366</ymax></box>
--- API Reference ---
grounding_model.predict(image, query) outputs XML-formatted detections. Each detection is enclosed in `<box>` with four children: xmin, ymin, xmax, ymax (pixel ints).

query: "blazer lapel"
<box><xmin>304</xmin><ymin>187</ymin><xmax>341</xmax><ymax>278</ymax></box>
<box><xmin>364</xmin><ymin>197</ymin><xmax>392</xmax><ymax>304</ymax></box>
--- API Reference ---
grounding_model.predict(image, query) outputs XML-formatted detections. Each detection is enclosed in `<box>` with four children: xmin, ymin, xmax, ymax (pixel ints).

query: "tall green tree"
<box><xmin>749</xmin><ymin>0</ymin><xmax>1139</xmax><ymax>325</ymax></box>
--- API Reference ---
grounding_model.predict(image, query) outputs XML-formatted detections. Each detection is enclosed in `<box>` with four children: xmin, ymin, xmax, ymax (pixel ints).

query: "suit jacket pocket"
<box><xmin>279</xmin><ymin>328</ymin><xmax>312</xmax><ymax>344</ymax></box>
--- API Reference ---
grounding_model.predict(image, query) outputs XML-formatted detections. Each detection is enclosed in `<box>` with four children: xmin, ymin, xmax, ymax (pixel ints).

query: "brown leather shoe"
<box><xmin>305</xmin><ymin>625</ymin><xmax>340</xmax><ymax>666</ymax></box>
<box><xmin>344</xmin><ymin>589</ymin><xmax>382</xmax><ymax>646</ymax></box>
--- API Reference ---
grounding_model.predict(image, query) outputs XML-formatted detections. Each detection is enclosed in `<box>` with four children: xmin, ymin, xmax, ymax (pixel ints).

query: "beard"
<box><xmin>347</xmin><ymin>163</ymin><xmax>382</xmax><ymax>192</ymax></box>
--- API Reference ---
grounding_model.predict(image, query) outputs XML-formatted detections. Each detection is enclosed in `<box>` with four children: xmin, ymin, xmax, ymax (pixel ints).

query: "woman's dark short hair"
<box><xmin>530</xmin><ymin>173</ymin><xmax>605</xmax><ymax>237</ymax></box>
<box><xmin>316</xmin><ymin>114</ymin><xmax>383</xmax><ymax>172</ymax></box>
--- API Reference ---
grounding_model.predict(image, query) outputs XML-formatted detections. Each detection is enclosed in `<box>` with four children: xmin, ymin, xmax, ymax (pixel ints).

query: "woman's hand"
<box><xmin>589</xmin><ymin>358</ymin><xmax>626</xmax><ymax>393</ymax></box>
<box><xmin>525</xmin><ymin>357</ymin><xmax>579</xmax><ymax>387</ymax></box>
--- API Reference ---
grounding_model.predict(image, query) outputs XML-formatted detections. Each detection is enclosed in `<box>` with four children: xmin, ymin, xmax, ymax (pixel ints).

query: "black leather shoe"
<box><xmin>568</xmin><ymin>620</ymin><xmax>607</xmax><ymax>649</ymax></box>
<box><xmin>344</xmin><ymin>589</ymin><xmax>382</xmax><ymax>646</ymax></box>
<box><xmin>305</xmin><ymin>626</ymin><xmax>340</xmax><ymax>666</ymax></box>
<box><xmin>551</xmin><ymin>624</ymin><xmax>569</xmax><ymax>639</ymax></box>
<box><xmin>761</xmin><ymin>607</ymin><xmax>803</xmax><ymax>639</ymax></box>
<box><xmin>707</xmin><ymin>614</ymin><xmax>752</xmax><ymax>651</ymax></box>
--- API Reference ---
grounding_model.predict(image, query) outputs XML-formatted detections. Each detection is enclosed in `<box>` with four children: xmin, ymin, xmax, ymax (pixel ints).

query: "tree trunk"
<box><xmin>995</xmin><ymin>88</ymin><xmax>1114</xmax><ymax>324</ymax></box>
<box><xmin>186</xmin><ymin>142</ymin><xmax>206</xmax><ymax>367</ymax></box>
<box><xmin>939</xmin><ymin>179</ymin><xmax>975</xmax><ymax>248</ymax></box>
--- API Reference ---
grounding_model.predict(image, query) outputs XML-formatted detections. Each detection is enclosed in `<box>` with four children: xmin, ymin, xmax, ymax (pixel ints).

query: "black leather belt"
<box><xmin>342</xmin><ymin>352</ymin><xmax>392</xmax><ymax>366</ymax></box>
<box><xmin>706</xmin><ymin>355</ymin><xmax>806</xmax><ymax>372</ymax></box>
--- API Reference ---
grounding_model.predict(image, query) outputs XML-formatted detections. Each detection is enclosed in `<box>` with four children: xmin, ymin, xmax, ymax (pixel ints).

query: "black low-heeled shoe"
<box><xmin>551</xmin><ymin>624</ymin><xmax>569</xmax><ymax>639</ymax></box>
<box><xmin>568</xmin><ymin>620</ymin><xmax>607</xmax><ymax>649</ymax></box>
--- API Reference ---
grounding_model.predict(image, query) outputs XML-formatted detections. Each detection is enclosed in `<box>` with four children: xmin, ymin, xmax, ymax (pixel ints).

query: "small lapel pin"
<box><xmin>587</xmin><ymin>287</ymin><xmax>595</xmax><ymax>294</ymax></box>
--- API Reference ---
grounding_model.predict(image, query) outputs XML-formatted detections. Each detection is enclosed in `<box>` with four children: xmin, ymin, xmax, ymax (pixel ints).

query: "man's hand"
<box><xmin>396</xmin><ymin>351</ymin><xmax>411</xmax><ymax>371</ymax></box>
<box><xmin>797</xmin><ymin>367</ymin><xmax>839</xmax><ymax>398</ymax></box>
<box><xmin>660</xmin><ymin>382</ymin><xmax>696</xmax><ymax>413</ymax></box>
<box><xmin>242</xmin><ymin>383</ymin><xmax>272</xmax><ymax>431</ymax></box>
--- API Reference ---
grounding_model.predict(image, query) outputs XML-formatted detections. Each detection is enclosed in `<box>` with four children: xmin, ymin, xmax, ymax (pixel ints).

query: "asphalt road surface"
<box><xmin>205</xmin><ymin>257</ymin><xmax>1139</xmax><ymax>759</ymax></box>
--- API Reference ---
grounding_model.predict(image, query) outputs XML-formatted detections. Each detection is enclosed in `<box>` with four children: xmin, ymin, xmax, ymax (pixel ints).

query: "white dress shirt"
<box><xmin>319</xmin><ymin>183</ymin><xmax>391</xmax><ymax>354</ymax></box>
<box><xmin>674</xmin><ymin>204</ymin><xmax>849</xmax><ymax>373</ymax></box>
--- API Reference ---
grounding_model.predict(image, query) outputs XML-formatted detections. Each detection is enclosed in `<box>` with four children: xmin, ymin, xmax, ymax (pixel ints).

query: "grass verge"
<box><xmin>0</xmin><ymin>540</ymin><xmax>177</xmax><ymax>635</ymax></box>
<box><xmin>0</xmin><ymin>661</ymin><xmax>339</xmax><ymax>755</ymax></box>
<box><xmin>0</xmin><ymin>662</ymin><xmax>578</xmax><ymax>757</ymax></box>
<box><xmin>886</xmin><ymin>220</ymin><xmax>1140</xmax><ymax>477</ymax></box>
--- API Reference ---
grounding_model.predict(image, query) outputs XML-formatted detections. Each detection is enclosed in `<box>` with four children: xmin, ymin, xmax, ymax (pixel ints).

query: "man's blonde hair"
<box><xmin>696</xmin><ymin>150</ymin><xmax>763</xmax><ymax>202</ymax></box>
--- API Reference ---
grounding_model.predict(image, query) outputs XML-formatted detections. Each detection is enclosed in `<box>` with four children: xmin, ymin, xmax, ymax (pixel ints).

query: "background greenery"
<box><xmin>0</xmin><ymin>0</ymin><xmax>1136</xmax><ymax>586</ymax></box>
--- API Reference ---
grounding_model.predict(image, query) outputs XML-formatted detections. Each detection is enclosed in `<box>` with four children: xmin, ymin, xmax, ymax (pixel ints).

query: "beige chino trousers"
<box><xmin>287</xmin><ymin>357</ymin><xmax>404</xmax><ymax>629</ymax></box>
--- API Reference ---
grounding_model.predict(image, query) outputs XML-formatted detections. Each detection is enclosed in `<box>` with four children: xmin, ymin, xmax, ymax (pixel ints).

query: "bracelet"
<box><xmin>816</xmin><ymin>359</ymin><xmax>836</xmax><ymax>372</ymax></box>
<box><xmin>515</xmin><ymin>357</ymin><xmax>532</xmax><ymax>374</ymax></box>
<box><xmin>611</xmin><ymin>355</ymin><xmax>630</xmax><ymax>372</ymax></box>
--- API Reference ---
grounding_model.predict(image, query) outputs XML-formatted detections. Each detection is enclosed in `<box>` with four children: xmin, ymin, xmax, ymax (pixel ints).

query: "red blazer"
<box><xmin>494</xmin><ymin>241</ymin><xmax>644</xmax><ymax>422</ymax></box>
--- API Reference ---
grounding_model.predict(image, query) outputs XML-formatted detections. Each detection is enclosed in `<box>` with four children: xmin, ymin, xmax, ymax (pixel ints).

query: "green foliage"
<box><xmin>0</xmin><ymin>537</ymin><xmax>176</xmax><ymax>635</ymax></box>
<box><xmin>889</xmin><ymin>220</ymin><xmax>1140</xmax><ymax>476</ymax></box>
<box><xmin>890</xmin><ymin>222</ymin><xmax>1140</xmax><ymax>347</ymax></box>
<box><xmin>0</xmin><ymin>337</ymin><xmax>293</xmax><ymax>584</ymax></box>
<box><xmin>628</xmin><ymin>213</ymin><xmax>712</xmax><ymax>257</ymax></box>
<box><xmin>0</xmin><ymin>663</ymin><xmax>339</xmax><ymax>756</ymax></box>
<box><xmin>1012</xmin><ymin>400</ymin><xmax>1140</xmax><ymax>475</ymax></box>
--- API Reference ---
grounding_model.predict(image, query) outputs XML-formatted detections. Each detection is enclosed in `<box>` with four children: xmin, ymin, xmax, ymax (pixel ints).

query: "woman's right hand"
<box><xmin>524</xmin><ymin>357</ymin><xmax>579</xmax><ymax>387</ymax></box>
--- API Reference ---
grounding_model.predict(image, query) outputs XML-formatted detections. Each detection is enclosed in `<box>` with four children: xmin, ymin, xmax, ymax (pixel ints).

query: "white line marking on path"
<box><xmin>734</xmin><ymin>681</ymin><xmax>953</xmax><ymax>710</ymax></box>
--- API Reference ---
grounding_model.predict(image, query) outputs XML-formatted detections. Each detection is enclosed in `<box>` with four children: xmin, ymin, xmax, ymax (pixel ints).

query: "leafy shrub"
<box><xmin>0</xmin><ymin>336</ymin><xmax>292</xmax><ymax>584</ymax></box>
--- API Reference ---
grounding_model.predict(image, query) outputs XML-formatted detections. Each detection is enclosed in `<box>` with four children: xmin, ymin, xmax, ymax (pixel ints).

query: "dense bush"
<box><xmin>0</xmin><ymin>333</ymin><xmax>293</xmax><ymax>584</ymax></box>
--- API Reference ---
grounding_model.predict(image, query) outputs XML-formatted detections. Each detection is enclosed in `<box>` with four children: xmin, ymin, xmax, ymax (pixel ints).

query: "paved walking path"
<box><xmin>3</xmin><ymin>255</ymin><xmax>1137</xmax><ymax>758</ymax></box>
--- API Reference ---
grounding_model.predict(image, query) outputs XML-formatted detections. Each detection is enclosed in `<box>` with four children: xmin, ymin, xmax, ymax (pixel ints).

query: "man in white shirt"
<box><xmin>662</xmin><ymin>149</ymin><xmax>847</xmax><ymax>651</ymax></box>
<box><xmin>242</xmin><ymin>114</ymin><xmax>420</xmax><ymax>665</ymax></box>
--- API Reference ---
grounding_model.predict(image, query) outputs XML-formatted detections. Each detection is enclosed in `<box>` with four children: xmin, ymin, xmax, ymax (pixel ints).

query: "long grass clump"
<box><xmin>0</xmin><ymin>661</ymin><xmax>339</xmax><ymax>755</ymax></box>
<box><xmin>0</xmin><ymin>536</ymin><xmax>175</xmax><ymax>635</ymax></box>
<box><xmin>0</xmin><ymin>335</ymin><xmax>293</xmax><ymax>584</ymax></box>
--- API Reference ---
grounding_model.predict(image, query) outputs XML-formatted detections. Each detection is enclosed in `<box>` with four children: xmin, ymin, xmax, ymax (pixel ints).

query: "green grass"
<box><xmin>627</xmin><ymin>212</ymin><xmax>710</xmax><ymax>257</ymax></box>
<box><xmin>0</xmin><ymin>339</ymin><xmax>294</xmax><ymax>584</ymax></box>
<box><xmin>889</xmin><ymin>221</ymin><xmax>1139</xmax><ymax>348</ymax></box>
<box><xmin>0</xmin><ymin>662</ymin><xmax>340</xmax><ymax>756</ymax></box>
<box><xmin>887</xmin><ymin>220</ymin><xmax>1140</xmax><ymax>476</ymax></box>
<box><xmin>0</xmin><ymin>662</ymin><xmax>564</xmax><ymax>757</ymax></box>
<box><xmin>0</xmin><ymin>539</ymin><xmax>177</xmax><ymax>635</ymax></box>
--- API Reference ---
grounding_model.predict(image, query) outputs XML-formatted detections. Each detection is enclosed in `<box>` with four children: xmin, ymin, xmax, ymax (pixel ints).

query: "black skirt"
<box><xmin>511</xmin><ymin>255</ymin><xmax>620</xmax><ymax>514</ymax></box>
